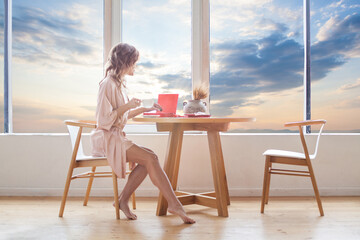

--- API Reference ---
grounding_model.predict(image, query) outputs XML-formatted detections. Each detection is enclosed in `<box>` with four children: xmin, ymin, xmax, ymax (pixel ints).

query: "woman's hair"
<box><xmin>104</xmin><ymin>43</ymin><xmax>139</xmax><ymax>86</ymax></box>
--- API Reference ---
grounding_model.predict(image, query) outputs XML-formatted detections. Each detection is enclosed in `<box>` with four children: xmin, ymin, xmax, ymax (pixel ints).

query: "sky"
<box><xmin>0</xmin><ymin>0</ymin><xmax>359</xmax><ymax>133</ymax></box>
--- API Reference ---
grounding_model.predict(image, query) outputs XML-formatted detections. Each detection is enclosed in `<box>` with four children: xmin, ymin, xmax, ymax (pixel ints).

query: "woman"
<box><xmin>91</xmin><ymin>43</ymin><xmax>195</xmax><ymax>224</ymax></box>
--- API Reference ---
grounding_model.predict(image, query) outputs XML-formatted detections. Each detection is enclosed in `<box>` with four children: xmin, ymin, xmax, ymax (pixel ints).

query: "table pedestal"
<box><xmin>155</xmin><ymin>122</ymin><xmax>230</xmax><ymax>217</ymax></box>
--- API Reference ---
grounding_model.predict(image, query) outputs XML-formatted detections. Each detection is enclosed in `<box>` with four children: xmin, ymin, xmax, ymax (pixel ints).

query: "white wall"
<box><xmin>0</xmin><ymin>133</ymin><xmax>359</xmax><ymax>197</ymax></box>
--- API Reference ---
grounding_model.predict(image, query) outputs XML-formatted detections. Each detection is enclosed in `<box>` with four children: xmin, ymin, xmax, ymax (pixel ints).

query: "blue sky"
<box><xmin>0</xmin><ymin>0</ymin><xmax>359</xmax><ymax>132</ymax></box>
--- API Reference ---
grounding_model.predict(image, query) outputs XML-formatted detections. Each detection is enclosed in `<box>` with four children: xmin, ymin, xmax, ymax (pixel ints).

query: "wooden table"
<box><xmin>133</xmin><ymin>117</ymin><xmax>255</xmax><ymax>217</ymax></box>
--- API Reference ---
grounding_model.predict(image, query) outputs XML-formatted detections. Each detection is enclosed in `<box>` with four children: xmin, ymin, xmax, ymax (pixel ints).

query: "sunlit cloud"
<box><xmin>3</xmin><ymin>4</ymin><xmax>102</xmax><ymax>67</ymax></box>
<box><xmin>12</xmin><ymin>98</ymin><xmax>95</xmax><ymax>132</ymax></box>
<box><xmin>123</xmin><ymin>0</ymin><xmax>190</xmax><ymax>26</ymax></box>
<box><xmin>339</xmin><ymin>78</ymin><xmax>360</xmax><ymax>91</ymax></box>
<box><xmin>316</xmin><ymin>16</ymin><xmax>339</xmax><ymax>42</ymax></box>
<box><xmin>211</xmin><ymin>0</ymin><xmax>302</xmax><ymax>41</ymax></box>
<box><xmin>328</xmin><ymin>0</ymin><xmax>344</xmax><ymax>9</ymax></box>
<box><xmin>334</xmin><ymin>96</ymin><xmax>360</xmax><ymax>109</ymax></box>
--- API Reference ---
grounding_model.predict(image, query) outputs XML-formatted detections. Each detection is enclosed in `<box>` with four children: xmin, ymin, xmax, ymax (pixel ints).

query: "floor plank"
<box><xmin>0</xmin><ymin>196</ymin><xmax>359</xmax><ymax>240</ymax></box>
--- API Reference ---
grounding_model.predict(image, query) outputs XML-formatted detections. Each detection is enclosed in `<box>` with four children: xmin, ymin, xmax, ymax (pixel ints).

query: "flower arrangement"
<box><xmin>193</xmin><ymin>85</ymin><xmax>208</xmax><ymax>100</ymax></box>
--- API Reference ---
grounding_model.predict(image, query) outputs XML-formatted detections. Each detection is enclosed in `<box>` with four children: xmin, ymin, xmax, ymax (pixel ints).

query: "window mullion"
<box><xmin>104</xmin><ymin>0</ymin><xmax>122</xmax><ymax>66</ymax></box>
<box><xmin>192</xmin><ymin>0</ymin><xmax>210</xmax><ymax>114</ymax></box>
<box><xmin>4</xmin><ymin>0</ymin><xmax>13</xmax><ymax>133</ymax></box>
<box><xmin>304</xmin><ymin>0</ymin><xmax>311</xmax><ymax>133</ymax></box>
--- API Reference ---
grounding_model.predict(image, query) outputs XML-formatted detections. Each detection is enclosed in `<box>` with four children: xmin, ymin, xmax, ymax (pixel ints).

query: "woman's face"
<box><xmin>126</xmin><ymin>63</ymin><xmax>136</xmax><ymax>76</ymax></box>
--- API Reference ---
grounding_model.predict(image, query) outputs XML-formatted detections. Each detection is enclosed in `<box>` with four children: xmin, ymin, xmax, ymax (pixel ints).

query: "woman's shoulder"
<box><xmin>100</xmin><ymin>75</ymin><xmax>118</xmax><ymax>89</ymax></box>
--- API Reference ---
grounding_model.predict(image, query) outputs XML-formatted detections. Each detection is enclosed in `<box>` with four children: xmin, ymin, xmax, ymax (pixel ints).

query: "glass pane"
<box><xmin>0</xmin><ymin>1</ymin><xmax>4</xmax><ymax>132</ymax></box>
<box><xmin>311</xmin><ymin>0</ymin><xmax>360</xmax><ymax>133</ymax></box>
<box><xmin>12</xmin><ymin>0</ymin><xmax>103</xmax><ymax>132</ymax></box>
<box><xmin>122</xmin><ymin>0</ymin><xmax>191</xmax><ymax>117</ymax></box>
<box><xmin>210</xmin><ymin>0</ymin><xmax>304</xmax><ymax>132</ymax></box>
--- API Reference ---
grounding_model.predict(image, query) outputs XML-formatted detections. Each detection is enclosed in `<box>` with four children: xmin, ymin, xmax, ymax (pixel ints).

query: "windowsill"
<box><xmin>1</xmin><ymin>133</ymin><xmax>360</xmax><ymax>136</ymax></box>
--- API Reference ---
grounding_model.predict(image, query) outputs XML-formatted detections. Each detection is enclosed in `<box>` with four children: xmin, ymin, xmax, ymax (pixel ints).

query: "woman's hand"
<box><xmin>144</xmin><ymin>103</ymin><xmax>162</xmax><ymax>112</ymax></box>
<box><xmin>128</xmin><ymin>98</ymin><xmax>142</xmax><ymax>109</ymax></box>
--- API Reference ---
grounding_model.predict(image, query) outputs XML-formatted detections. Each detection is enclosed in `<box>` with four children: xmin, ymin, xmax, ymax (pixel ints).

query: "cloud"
<box><xmin>137</xmin><ymin>61</ymin><xmax>161</xmax><ymax>69</ymax></box>
<box><xmin>81</xmin><ymin>106</ymin><xmax>97</xmax><ymax>112</ymax></box>
<box><xmin>11</xmin><ymin>100</ymin><xmax>95</xmax><ymax>132</ymax></box>
<box><xmin>314</xmin><ymin>13</ymin><xmax>360</xmax><ymax>57</ymax></box>
<box><xmin>209</xmin><ymin>13</ymin><xmax>360</xmax><ymax>116</ymax></box>
<box><xmin>328</xmin><ymin>0</ymin><xmax>344</xmax><ymax>9</ymax></box>
<box><xmin>339</xmin><ymin>78</ymin><xmax>360</xmax><ymax>91</ymax></box>
<box><xmin>334</xmin><ymin>96</ymin><xmax>360</xmax><ymax>109</ymax></box>
<box><xmin>0</xmin><ymin>4</ymin><xmax>101</xmax><ymax>66</ymax></box>
<box><xmin>157</xmin><ymin>72</ymin><xmax>192</xmax><ymax>92</ymax></box>
<box><xmin>254</xmin><ymin>18</ymin><xmax>288</xmax><ymax>32</ymax></box>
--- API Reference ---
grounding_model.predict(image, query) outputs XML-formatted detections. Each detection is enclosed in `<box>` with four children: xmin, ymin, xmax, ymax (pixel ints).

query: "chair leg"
<box><xmin>308</xmin><ymin>164</ymin><xmax>324</xmax><ymax>216</ymax></box>
<box><xmin>112</xmin><ymin>172</ymin><xmax>120</xmax><ymax>219</ymax></box>
<box><xmin>261</xmin><ymin>156</ymin><xmax>271</xmax><ymax>213</ymax></box>
<box><xmin>131</xmin><ymin>192</ymin><xmax>136</xmax><ymax>210</ymax></box>
<box><xmin>83</xmin><ymin>166</ymin><xmax>96</xmax><ymax>206</ymax></box>
<box><xmin>265</xmin><ymin>162</ymin><xmax>272</xmax><ymax>204</ymax></box>
<box><xmin>59</xmin><ymin>167</ymin><xmax>74</xmax><ymax>217</ymax></box>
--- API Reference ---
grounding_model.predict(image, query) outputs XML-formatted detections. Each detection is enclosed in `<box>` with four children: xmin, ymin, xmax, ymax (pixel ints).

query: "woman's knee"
<box><xmin>142</xmin><ymin>147</ymin><xmax>155</xmax><ymax>155</ymax></box>
<box><xmin>146</xmin><ymin>152</ymin><xmax>159</xmax><ymax>167</ymax></box>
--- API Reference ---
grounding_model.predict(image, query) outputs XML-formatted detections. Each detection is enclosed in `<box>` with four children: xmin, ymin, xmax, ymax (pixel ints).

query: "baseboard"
<box><xmin>1</xmin><ymin>187</ymin><xmax>359</xmax><ymax>197</ymax></box>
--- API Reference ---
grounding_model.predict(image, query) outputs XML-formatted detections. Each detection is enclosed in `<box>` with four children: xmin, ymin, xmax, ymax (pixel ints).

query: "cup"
<box><xmin>141</xmin><ymin>99</ymin><xmax>154</xmax><ymax>108</ymax></box>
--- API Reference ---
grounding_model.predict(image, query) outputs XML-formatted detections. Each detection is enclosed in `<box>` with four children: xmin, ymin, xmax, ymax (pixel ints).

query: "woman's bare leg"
<box><xmin>117</xmin><ymin>164</ymin><xmax>147</xmax><ymax>220</ymax></box>
<box><xmin>126</xmin><ymin>145</ymin><xmax>195</xmax><ymax>224</ymax></box>
<box><xmin>117</xmin><ymin>147</ymin><xmax>155</xmax><ymax>219</ymax></box>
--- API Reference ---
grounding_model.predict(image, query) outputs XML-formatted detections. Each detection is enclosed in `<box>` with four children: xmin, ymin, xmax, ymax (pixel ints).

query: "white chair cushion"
<box><xmin>263</xmin><ymin>149</ymin><xmax>315</xmax><ymax>160</ymax></box>
<box><xmin>76</xmin><ymin>156</ymin><xmax>107</xmax><ymax>161</ymax></box>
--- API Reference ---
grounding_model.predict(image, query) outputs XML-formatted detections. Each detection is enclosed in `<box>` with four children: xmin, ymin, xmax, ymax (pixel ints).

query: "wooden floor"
<box><xmin>0</xmin><ymin>196</ymin><xmax>359</xmax><ymax>240</ymax></box>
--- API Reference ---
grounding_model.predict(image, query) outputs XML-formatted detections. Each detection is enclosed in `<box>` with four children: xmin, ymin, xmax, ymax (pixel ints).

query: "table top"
<box><xmin>133</xmin><ymin>117</ymin><xmax>256</xmax><ymax>124</ymax></box>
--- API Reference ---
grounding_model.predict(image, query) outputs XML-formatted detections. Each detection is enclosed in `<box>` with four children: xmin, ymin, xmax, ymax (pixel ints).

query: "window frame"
<box><xmin>4</xmin><ymin>0</ymin><xmax>12</xmax><ymax>133</ymax></box>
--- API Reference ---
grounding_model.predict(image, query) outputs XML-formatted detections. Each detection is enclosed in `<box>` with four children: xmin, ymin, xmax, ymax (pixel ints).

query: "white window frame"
<box><xmin>104</xmin><ymin>0</ymin><xmax>122</xmax><ymax>64</ymax></box>
<box><xmin>192</xmin><ymin>0</ymin><xmax>210</xmax><ymax>113</ymax></box>
<box><xmin>105</xmin><ymin>0</ymin><xmax>210</xmax><ymax>133</ymax></box>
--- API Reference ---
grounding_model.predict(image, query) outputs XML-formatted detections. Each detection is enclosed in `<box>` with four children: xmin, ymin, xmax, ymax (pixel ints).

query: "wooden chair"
<box><xmin>260</xmin><ymin>119</ymin><xmax>326</xmax><ymax>216</ymax></box>
<box><xmin>59</xmin><ymin>120</ymin><xmax>136</xmax><ymax>219</ymax></box>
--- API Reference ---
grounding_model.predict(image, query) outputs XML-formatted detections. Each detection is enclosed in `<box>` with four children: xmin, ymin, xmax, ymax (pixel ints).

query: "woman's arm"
<box><xmin>128</xmin><ymin>103</ymin><xmax>162</xmax><ymax>119</ymax></box>
<box><xmin>116</xmin><ymin>98</ymin><xmax>141</xmax><ymax>117</ymax></box>
<box><xmin>128</xmin><ymin>107</ymin><xmax>147</xmax><ymax>119</ymax></box>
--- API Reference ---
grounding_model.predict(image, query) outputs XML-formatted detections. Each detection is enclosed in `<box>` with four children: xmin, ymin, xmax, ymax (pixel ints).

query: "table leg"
<box><xmin>207</xmin><ymin>131</ymin><xmax>229</xmax><ymax>217</ymax></box>
<box><xmin>156</xmin><ymin>124</ymin><xmax>184</xmax><ymax>216</ymax></box>
<box><xmin>217</xmin><ymin>137</ymin><xmax>230</xmax><ymax>205</ymax></box>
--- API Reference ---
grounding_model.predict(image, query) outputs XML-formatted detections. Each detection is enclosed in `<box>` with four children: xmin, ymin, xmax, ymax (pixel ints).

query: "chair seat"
<box><xmin>263</xmin><ymin>149</ymin><xmax>315</xmax><ymax>160</ymax></box>
<box><xmin>76</xmin><ymin>156</ymin><xmax>107</xmax><ymax>161</ymax></box>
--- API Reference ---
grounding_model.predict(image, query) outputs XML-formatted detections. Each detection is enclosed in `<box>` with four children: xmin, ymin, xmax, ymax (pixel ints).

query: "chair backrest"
<box><xmin>312</xmin><ymin>122</ymin><xmax>326</xmax><ymax>158</ymax></box>
<box><xmin>66</xmin><ymin>124</ymin><xmax>85</xmax><ymax>159</ymax></box>
<box><xmin>285</xmin><ymin>119</ymin><xmax>326</xmax><ymax>159</ymax></box>
<box><xmin>65</xmin><ymin>120</ymin><xmax>96</xmax><ymax>160</ymax></box>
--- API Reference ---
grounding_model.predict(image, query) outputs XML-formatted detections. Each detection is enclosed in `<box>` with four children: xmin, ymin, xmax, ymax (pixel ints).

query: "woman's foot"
<box><xmin>113</xmin><ymin>199</ymin><xmax>137</xmax><ymax>220</ymax></box>
<box><xmin>168</xmin><ymin>205</ymin><xmax>196</xmax><ymax>224</ymax></box>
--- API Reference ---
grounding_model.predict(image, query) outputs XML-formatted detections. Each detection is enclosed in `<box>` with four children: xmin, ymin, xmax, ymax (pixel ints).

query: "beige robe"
<box><xmin>90</xmin><ymin>75</ymin><xmax>134</xmax><ymax>178</ymax></box>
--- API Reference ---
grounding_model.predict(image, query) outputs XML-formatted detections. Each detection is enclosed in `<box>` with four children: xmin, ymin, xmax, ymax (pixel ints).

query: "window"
<box><xmin>3</xmin><ymin>0</ymin><xmax>359</xmax><ymax>133</ymax></box>
<box><xmin>122</xmin><ymin>0</ymin><xmax>191</xmax><ymax>118</ymax></box>
<box><xmin>11</xmin><ymin>0</ymin><xmax>103</xmax><ymax>132</ymax></box>
<box><xmin>311</xmin><ymin>0</ymin><xmax>360</xmax><ymax>133</ymax></box>
<box><xmin>210</xmin><ymin>0</ymin><xmax>304</xmax><ymax>132</ymax></box>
